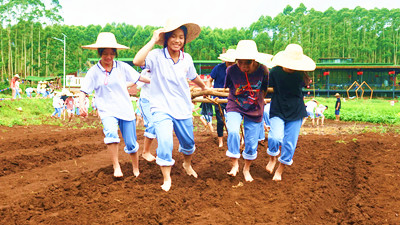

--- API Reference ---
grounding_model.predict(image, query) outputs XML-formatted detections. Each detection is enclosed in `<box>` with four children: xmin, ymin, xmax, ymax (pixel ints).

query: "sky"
<box><xmin>59</xmin><ymin>0</ymin><xmax>400</xmax><ymax>29</ymax></box>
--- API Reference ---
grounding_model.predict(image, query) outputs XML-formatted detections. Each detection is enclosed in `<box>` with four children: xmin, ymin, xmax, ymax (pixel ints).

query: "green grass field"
<box><xmin>1</xmin><ymin>95</ymin><xmax>400</xmax><ymax>127</ymax></box>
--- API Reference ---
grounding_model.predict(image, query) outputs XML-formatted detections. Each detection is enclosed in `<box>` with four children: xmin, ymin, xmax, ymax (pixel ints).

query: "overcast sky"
<box><xmin>59</xmin><ymin>0</ymin><xmax>400</xmax><ymax>29</ymax></box>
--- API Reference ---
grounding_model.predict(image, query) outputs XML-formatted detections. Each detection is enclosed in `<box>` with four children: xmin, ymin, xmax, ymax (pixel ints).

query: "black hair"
<box><xmin>97</xmin><ymin>48</ymin><xmax>118</xmax><ymax>58</ymax></box>
<box><xmin>163</xmin><ymin>25</ymin><xmax>187</xmax><ymax>49</ymax></box>
<box><xmin>302</xmin><ymin>71</ymin><xmax>311</xmax><ymax>87</ymax></box>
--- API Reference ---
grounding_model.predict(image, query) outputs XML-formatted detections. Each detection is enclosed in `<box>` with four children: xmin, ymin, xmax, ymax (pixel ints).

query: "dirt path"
<box><xmin>0</xmin><ymin>118</ymin><xmax>399</xmax><ymax>224</ymax></box>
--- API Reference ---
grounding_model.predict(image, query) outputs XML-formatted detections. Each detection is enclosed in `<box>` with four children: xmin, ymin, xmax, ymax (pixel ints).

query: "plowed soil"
<box><xmin>1</xmin><ymin>116</ymin><xmax>399</xmax><ymax>224</ymax></box>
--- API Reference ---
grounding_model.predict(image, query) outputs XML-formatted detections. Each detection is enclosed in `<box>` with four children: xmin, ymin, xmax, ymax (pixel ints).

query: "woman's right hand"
<box><xmin>152</xmin><ymin>28</ymin><xmax>165</xmax><ymax>43</ymax></box>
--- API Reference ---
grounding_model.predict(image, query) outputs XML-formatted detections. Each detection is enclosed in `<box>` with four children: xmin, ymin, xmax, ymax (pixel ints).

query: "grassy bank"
<box><xmin>1</xmin><ymin>97</ymin><xmax>400</xmax><ymax>127</ymax></box>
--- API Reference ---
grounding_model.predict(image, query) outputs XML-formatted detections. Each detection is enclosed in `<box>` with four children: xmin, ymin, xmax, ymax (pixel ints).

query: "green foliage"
<box><xmin>2</xmin><ymin>4</ymin><xmax>400</xmax><ymax>82</ymax></box>
<box><xmin>0</xmin><ymin>98</ymin><xmax>55</xmax><ymax>127</ymax></box>
<box><xmin>310</xmin><ymin>97</ymin><xmax>400</xmax><ymax>124</ymax></box>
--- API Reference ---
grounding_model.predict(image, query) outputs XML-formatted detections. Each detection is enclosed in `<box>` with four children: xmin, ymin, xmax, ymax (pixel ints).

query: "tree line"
<box><xmin>1</xmin><ymin>2</ymin><xmax>400</xmax><ymax>82</ymax></box>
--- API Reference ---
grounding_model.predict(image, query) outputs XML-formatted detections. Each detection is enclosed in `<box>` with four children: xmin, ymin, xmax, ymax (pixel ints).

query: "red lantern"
<box><xmin>357</xmin><ymin>71</ymin><xmax>363</xmax><ymax>75</ymax></box>
<box><xmin>375</xmin><ymin>74</ymin><xmax>379</xmax><ymax>77</ymax></box>
<box><xmin>348</xmin><ymin>75</ymin><xmax>351</xmax><ymax>78</ymax></box>
<box><xmin>323</xmin><ymin>71</ymin><xmax>330</xmax><ymax>76</ymax></box>
<box><xmin>389</xmin><ymin>71</ymin><xmax>395</xmax><ymax>75</ymax></box>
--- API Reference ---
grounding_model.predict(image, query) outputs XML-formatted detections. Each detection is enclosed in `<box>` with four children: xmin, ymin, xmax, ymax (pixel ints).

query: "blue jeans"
<box><xmin>101</xmin><ymin>116</ymin><xmax>139</xmax><ymax>154</ymax></box>
<box><xmin>51</xmin><ymin>108</ymin><xmax>62</xmax><ymax>117</ymax></box>
<box><xmin>14</xmin><ymin>88</ymin><xmax>21</xmax><ymax>99</ymax></box>
<box><xmin>214</xmin><ymin>103</ymin><xmax>227</xmax><ymax>137</ymax></box>
<box><xmin>226</xmin><ymin>111</ymin><xmax>262</xmax><ymax>160</ymax></box>
<box><xmin>267</xmin><ymin>117</ymin><xmax>302</xmax><ymax>165</ymax></box>
<box><xmin>139</xmin><ymin>97</ymin><xmax>156</xmax><ymax>139</ymax></box>
<box><xmin>153</xmin><ymin>112</ymin><xmax>195</xmax><ymax>166</ymax></box>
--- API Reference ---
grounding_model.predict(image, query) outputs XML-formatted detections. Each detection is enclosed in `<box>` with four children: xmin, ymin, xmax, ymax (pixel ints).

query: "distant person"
<box><xmin>25</xmin><ymin>87</ymin><xmax>35</xmax><ymax>98</ymax></box>
<box><xmin>79</xmin><ymin>32</ymin><xmax>150</xmax><ymax>178</ymax></box>
<box><xmin>51</xmin><ymin>93</ymin><xmax>63</xmax><ymax>119</ymax></box>
<box><xmin>91</xmin><ymin>96</ymin><xmax>98</xmax><ymax>117</ymax></box>
<box><xmin>266</xmin><ymin>43</ymin><xmax>316</xmax><ymax>181</ymax></box>
<box><xmin>335</xmin><ymin>93</ymin><xmax>341</xmax><ymax>121</ymax></box>
<box><xmin>199</xmin><ymin>101</ymin><xmax>214</xmax><ymax>132</ymax></box>
<box><xmin>224</xmin><ymin>40</ymin><xmax>270</xmax><ymax>182</ymax></box>
<box><xmin>14</xmin><ymin>76</ymin><xmax>22</xmax><ymax>99</ymax></box>
<box><xmin>208</xmin><ymin>49</ymin><xmax>236</xmax><ymax>147</ymax></box>
<box><xmin>65</xmin><ymin>93</ymin><xmax>75</xmax><ymax>122</ymax></box>
<box><xmin>10</xmin><ymin>74</ymin><xmax>19</xmax><ymax>99</ymax></box>
<box><xmin>302</xmin><ymin>99</ymin><xmax>318</xmax><ymax>126</ymax></box>
<box><xmin>315</xmin><ymin>104</ymin><xmax>328</xmax><ymax>126</ymax></box>
<box><xmin>133</xmin><ymin>18</ymin><xmax>207</xmax><ymax>192</ymax></box>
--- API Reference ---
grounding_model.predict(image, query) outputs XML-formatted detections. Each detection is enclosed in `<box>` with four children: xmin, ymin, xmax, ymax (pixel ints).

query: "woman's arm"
<box><xmin>191</xmin><ymin>76</ymin><xmax>208</xmax><ymax>91</ymax></box>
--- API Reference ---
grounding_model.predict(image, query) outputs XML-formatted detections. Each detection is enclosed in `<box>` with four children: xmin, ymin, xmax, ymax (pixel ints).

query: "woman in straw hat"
<box><xmin>266</xmin><ymin>43</ymin><xmax>316</xmax><ymax>181</ymax></box>
<box><xmin>208</xmin><ymin>49</ymin><xmax>236</xmax><ymax>147</ymax></box>
<box><xmin>133</xmin><ymin>18</ymin><xmax>208</xmax><ymax>192</ymax></box>
<box><xmin>224</xmin><ymin>40</ymin><xmax>270</xmax><ymax>182</ymax></box>
<box><xmin>79</xmin><ymin>32</ymin><xmax>150</xmax><ymax>178</ymax></box>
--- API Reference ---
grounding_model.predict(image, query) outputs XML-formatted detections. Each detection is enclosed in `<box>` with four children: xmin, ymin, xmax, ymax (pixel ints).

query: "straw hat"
<box><xmin>335</xmin><ymin>93</ymin><xmax>340</xmax><ymax>97</ymax></box>
<box><xmin>14</xmin><ymin>74</ymin><xmax>20</xmax><ymax>78</ymax></box>
<box><xmin>155</xmin><ymin>17</ymin><xmax>201</xmax><ymax>46</ymax></box>
<box><xmin>272</xmin><ymin>44</ymin><xmax>316</xmax><ymax>71</ymax></box>
<box><xmin>82</xmin><ymin>32</ymin><xmax>129</xmax><ymax>50</ymax></box>
<box><xmin>233</xmin><ymin>40</ymin><xmax>264</xmax><ymax>63</ymax></box>
<box><xmin>218</xmin><ymin>49</ymin><xmax>236</xmax><ymax>63</ymax></box>
<box><xmin>258</xmin><ymin>53</ymin><xmax>274</xmax><ymax>68</ymax></box>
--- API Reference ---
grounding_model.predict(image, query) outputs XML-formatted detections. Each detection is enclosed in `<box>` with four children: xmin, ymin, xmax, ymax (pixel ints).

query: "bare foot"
<box><xmin>113</xmin><ymin>166</ymin><xmax>123</xmax><ymax>178</ymax></box>
<box><xmin>133</xmin><ymin>169</ymin><xmax>140</xmax><ymax>178</ymax></box>
<box><xmin>218</xmin><ymin>137</ymin><xmax>223</xmax><ymax>147</ymax></box>
<box><xmin>182</xmin><ymin>162</ymin><xmax>198</xmax><ymax>178</ymax></box>
<box><xmin>266</xmin><ymin>158</ymin><xmax>276</xmax><ymax>174</ymax></box>
<box><xmin>243</xmin><ymin>169</ymin><xmax>254</xmax><ymax>182</ymax></box>
<box><xmin>272</xmin><ymin>172</ymin><xmax>282</xmax><ymax>181</ymax></box>
<box><xmin>227</xmin><ymin>165</ymin><xmax>239</xmax><ymax>176</ymax></box>
<box><xmin>272</xmin><ymin>164</ymin><xmax>285</xmax><ymax>181</ymax></box>
<box><xmin>161</xmin><ymin>180</ymin><xmax>172</xmax><ymax>192</ymax></box>
<box><xmin>142</xmin><ymin>152</ymin><xmax>156</xmax><ymax>162</ymax></box>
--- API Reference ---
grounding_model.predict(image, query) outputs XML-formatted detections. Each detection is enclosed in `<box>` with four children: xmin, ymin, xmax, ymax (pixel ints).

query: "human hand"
<box><xmin>152</xmin><ymin>28</ymin><xmax>165</xmax><ymax>43</ymax></box>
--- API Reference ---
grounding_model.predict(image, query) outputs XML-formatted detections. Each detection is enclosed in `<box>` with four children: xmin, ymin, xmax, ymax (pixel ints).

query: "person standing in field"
<box><xmin>224</xmin><ymin>40</ymin><xmax>270</xmax><ymax>182</ymax></box>
<box><xmin>10</xmin><ymin>74</ymin><xmax>19</xmax><ymax>99</ymax></box>
<box><xmin>79</xmin><ymin>32</ymin><xmax>150</xmax><ymax>178</ymax></box>
<box><xmin>207</xmin><ymin>49</ymin><xmax>236</xmax><ymax>147</ymax></box>
<box><xmin>266</xmin><ymin>43</ymin><xmax>316</xmax><ymax>181</ymax></box>
<box><xmin>65</xmin><ymin>93</ymin><xmax>75</xmax><ymax>122</ymax></box>
<box><xmin>14</xmin><ymin>76</ymin><xmax>22</xmax><ymax>99</ymax></box>
<box><xmin>133</xmin><ymin>18</ymin><xmax>207</xmax><ymax>192</ymax></box>
<box><xmin>335</xmin><ymin>93</ymin><xmax>341</xmax><ymax>121</ymax></box>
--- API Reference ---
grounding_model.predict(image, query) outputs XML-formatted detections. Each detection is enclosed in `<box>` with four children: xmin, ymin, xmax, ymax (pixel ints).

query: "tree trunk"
<box><xmin>38</xmin><ymin>29</ymin><xmax>41</xmax><ymax>76</ymax></box>
<box><xmin>46</xmin><ymin>38</ymin><xmax>49</xmax><ymax>77</ymax></box>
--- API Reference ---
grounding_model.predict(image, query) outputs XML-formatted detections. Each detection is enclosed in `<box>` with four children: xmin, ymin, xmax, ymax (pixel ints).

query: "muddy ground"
<box><xmin>0</xmin><ymin>116</ymin><xmax>399</xmax><ymax>224</ymax></box>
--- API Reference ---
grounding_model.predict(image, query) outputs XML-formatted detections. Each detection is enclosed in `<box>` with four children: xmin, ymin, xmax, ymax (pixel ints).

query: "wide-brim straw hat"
<box><xmin>218</xmin><ymin>49</ymin><xmax>236</xmax><ymax>63</ymax></box>
<box><xmin>14</xmin><ymin>74</ymin><xmax>20</xmax><ymax>78</ymax></box>
<box><xmin>335</xmin><ymin>93</ymin><xmax>340</xmax><ymax>97</ymax></box>
<box><xmin>155</xmin><ymin>17</ymin><xmax>201</xmax><ymax>46</ymax></box>
<box><xmin>82</xmin><ymin>32</ymin><xmax>129</xmax><ymax>50</ymax></box>
<box><xmin>258</xmin><ymin>53</ymin><xmax>274</xmax><ymax>68</ymax></box>
<box><xmin>272</xmin><ymin>44</ymin><xmax>316</xmax><ymax>71</ymax></box>
<box><xmin>233</xmin><ymin>40</ymin><xmax>265</xmax><ymax>63</ymax></box>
